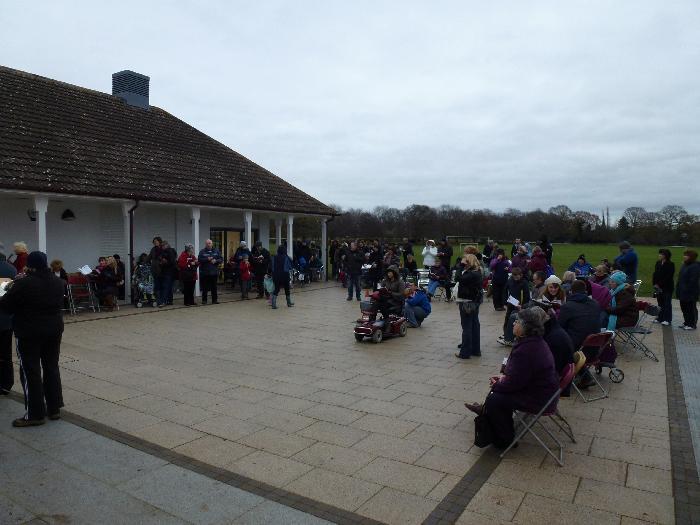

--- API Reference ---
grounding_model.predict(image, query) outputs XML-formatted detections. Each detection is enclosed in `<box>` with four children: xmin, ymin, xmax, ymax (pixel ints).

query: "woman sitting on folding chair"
<box><xmin>605</xmin><ymin>271</ymin><xmax>639</xmax><ymax>330</ymax></box>
<box><xmin>465</xmin><ymin>307</ymin><xmax>559</xmax><ymax>449</ymax></box>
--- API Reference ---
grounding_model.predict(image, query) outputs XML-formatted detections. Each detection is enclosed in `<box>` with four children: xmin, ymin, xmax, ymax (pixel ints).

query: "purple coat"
<box><xmin>492</xmin><ymin>336</ymin><xmax>560</xmax><ymax>413</ymax></box>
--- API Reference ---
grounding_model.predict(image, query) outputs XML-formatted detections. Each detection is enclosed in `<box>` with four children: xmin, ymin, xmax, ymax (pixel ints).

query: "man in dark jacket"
<box><xmin>251</xmin><ymin>241</ymin><xmax>271</xmax><ymax>299</ymax></box>
<box><xmin>198</xmin><ymin>239</ymin><xmax>223</xmax><ymax>305</ymax></box>
<box><xmin>652</xmin><ymin>249</ymin><xmax>675</xmax><ymax>325</ymax></box>
<box><xmin>0</xmin><ymin>252</ymin><xmax>17</xmax><ymax>395</ymax></box>
<box><xmin>543</xmin><ymin>314</ymin><xmax>575</xmax><ymax>374</ymax></box>
<box><xmin>614</xmin><ymin>241</ymin><xmax>638</xmax><ymax>284</ymax></box>
<box><xmin>558</xmin><ymin>280</ymin><xmax>603</xmax><ymax>349</ymax></box>
<box><xmin>0</xmin><ymin>251</ymin><xmax>65</xmax><ymax>426</ymax></box>
<box><xmin>345</xmin><ymin>242</ymin><xmax>365</xmax><ymax>301</ymax></box>
<box><xmin>159</xmin><ymin>241</ymin><xmax>178</xmax><ymax>306</ymax></box>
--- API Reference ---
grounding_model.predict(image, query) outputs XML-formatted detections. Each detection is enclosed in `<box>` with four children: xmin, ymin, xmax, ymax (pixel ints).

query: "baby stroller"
<box><xmin>354</xmin><ymin>288</ymin><xmax>407</xmax><ymax>343</ymax></box>
<box><xmin>132</xmin><ymin>264</ymin><xmax>156</xmax><ymax>308</ymax></box>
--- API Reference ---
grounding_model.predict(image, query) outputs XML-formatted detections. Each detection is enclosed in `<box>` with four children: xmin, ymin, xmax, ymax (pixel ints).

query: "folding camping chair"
<box><xmin>416</xmin><ymin>268</ymin><xmax>430</xmax><ymax>289</ymax></box>
<box><xmin>616</xmin><ymin>302</ymin><xmax>659</xmax><ymax>362</ymax></box>
<box><xmin>67</xmin><ymin>274</ymin><xmax>100</xmax><ymax>315</ymax></box>
<box><xmin>500</xmin><ymin>363</ymin><xmax>576</xmax><ymax>466</ymax></box>
<box><xmin>571</xmin><ymin>331</ymin><xmax>616</xmax><ymax>402</ymax></box>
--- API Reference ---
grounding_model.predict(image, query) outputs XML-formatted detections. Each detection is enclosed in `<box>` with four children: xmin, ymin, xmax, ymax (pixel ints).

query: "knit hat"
<box><xmin>240</xmin><ymin>241</ymin><xmax>247</xmax><ymax>247</ymax></box>
<box><xmin>544</xmin><ymin>275</ymin><xmax>562</xmax><ymax>286</ymax></box>
<box><xmin>26</xmin><ymin>251</ymin><xmax>48</xmax><ymax>270</ymax></box>
<box><xmin>610</xmin><ymin>271</ymin><xmax>627</xmax><ymax>285</ymax></box>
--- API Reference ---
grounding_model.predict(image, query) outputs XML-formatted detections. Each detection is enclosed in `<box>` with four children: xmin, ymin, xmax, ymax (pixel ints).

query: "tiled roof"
<box><xmin>0</xmin><ymin>66</ymin><xmax>334</xmax><ymax>216</ymax></box>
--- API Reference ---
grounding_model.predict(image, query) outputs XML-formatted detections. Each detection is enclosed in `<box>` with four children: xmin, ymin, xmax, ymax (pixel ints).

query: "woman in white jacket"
<box><xmin>422</xmin><ymin>240</ymin><xmax>438</xmax><ymax>269</ymax></box>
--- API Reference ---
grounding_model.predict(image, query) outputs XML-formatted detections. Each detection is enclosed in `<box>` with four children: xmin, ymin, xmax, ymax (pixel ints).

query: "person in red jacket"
<box><xmin>177</xmin><ymin>244</ymin><xmax>199</xmax><ymax>306</ymax></box>
<box><xmin>239</xmin><ymin>254</ymin><xmax>252</xmax><ymax>300</ymax></box>
<box><xmin>11</xmin><ymin>242</ymin><xmax>29</xmax><ymax>274</ymax></box>
<box><xmin>527</xmin><ymin>246</ymin><xmax>548</xmax><ymax>275</ymax></box>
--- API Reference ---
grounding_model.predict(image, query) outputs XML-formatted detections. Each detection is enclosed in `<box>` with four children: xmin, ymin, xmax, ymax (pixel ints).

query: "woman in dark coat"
<box><xmin>466</xmin><ymin>307</ymin><xmax>559</xmax><ymax>448</ymax></box>
<box><xmin>677</xmin><ymin>250</ymin><xmax>700</xmax><ymax>330</ymax></box>
<box><xmin>455</xmin><ymin>254</ymin><xmax>483</xmax><ymax>359</ymax></box>
<box><xmin>652</xmin><ymin>249</ymin><xmax>675</xmax><ymax>325</ymax></box>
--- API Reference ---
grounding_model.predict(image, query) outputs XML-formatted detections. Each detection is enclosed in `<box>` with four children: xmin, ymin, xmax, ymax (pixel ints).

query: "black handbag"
<box><xmin>473</xmin><ymin>408</ymin><xmax>494</xmax><ymax>448</ymax></box>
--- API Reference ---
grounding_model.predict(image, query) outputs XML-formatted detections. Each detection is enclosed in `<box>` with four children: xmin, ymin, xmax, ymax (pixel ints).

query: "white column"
<box><xmin>122</xmin><ymin>202</ymin><xmax>133</xmax><ymax>302</ymax></box>
<box><xmin>321</xmin><ymin>218</ymin><xmax>328</xmax><ymax>281</ymax></box>
<box><xmin>275</xmin><ymin>218</ymin><xmax>283</xmax><ymax>248</ymax></box>
<box><xmin>244</xmin><ymin>210</ymin><xmax>253</xmax><ymax>244</ymax></box>
<box><xmin>192</xmin><ymin>207</ymin><xmax>201</xmax><ymax>296</ymax></box>
<box><xmin>286</xmin><ymin>215</ymin><xmax>294</xmax><ymax>259</ymax></box>
<box><xmin>34</xmin><ymin>195</ymin><xmax>48</xmax><ymax>253</ymax></box>
<box><xmin>259</xmin><ymin>215</ymin><xmax>270</xmax><ymax>250</ymax></box>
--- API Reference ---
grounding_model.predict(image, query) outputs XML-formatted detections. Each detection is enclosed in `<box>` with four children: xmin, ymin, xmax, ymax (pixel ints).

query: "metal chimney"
<box><xmin>112</xmin><ymin>70</ymin><xmax>150</xmax><ymax>109</ymax></box>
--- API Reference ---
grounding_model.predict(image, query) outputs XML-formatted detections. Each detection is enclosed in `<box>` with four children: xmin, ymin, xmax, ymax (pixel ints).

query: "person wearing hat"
<box><xmin>614</xmin><ymin>242</ymin><xmax>638</xmax><ymax>284</ymax></box>
<box><xmin>568</xmin><ymin>254</ymin><xmax>593</xmax><ymax>278</ymax></box>
<box><xmin>0</xmin><ymin>251</ymin><xmax>65</xmax><ymax>426</ymax></box>
<box><xmin>465</xmin><ymin>307</ymin><xmax>559</xmax><ymax>448</ymax></box>
<box><xmin>541</xmin><ymin>275</ymin><xmax>566</xmax><ymax>313</ymax></box>
<box><xmin>606</xmin><ymin>271</ymin><xmax>638</xmax><ymax>330</ymax></box>
<box><xmin>421</xmin><ymin>240</ymin><xmax>438</xmax><ymax>269</ymax></box>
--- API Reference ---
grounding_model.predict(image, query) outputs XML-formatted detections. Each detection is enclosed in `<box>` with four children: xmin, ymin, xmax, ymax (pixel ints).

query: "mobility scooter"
<box><xmin>354</xmin><ymin>288</ymin><xmax>408</xmax><ymax>343</ymax></box>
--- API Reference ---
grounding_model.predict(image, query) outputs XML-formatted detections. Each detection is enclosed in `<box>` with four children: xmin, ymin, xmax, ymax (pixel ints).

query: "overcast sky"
<box><xmin>2</xmin><ymin>1</ymin><xmax>699</xmax><ymax>216</ymax></box>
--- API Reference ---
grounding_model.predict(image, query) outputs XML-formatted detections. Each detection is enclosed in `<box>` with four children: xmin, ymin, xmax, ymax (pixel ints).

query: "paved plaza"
<box><xmin>0</xmin><ymin>283</ymin><xmax>697</xmax><ymax>524</ymax></box>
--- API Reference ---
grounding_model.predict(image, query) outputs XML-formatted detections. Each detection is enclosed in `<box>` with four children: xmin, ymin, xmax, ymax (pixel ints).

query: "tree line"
<box><xmin>293</xmin><ymin>204</ymin><xmax>699</xmax><ymax>245</ymax></box>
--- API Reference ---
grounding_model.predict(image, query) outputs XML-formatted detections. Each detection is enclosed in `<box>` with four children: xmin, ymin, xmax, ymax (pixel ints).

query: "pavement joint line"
<box><xmin>663</xmin><ymin>324</ymin><xmax>700</xmax><ymax>524</ymax></box>
<box><xmin>421</xmin><ymin>446</ymin><xmax>502</xmax><ymax>525</ymax></box>
<box><xmin>7</xmin><ymin>391</ymin><xmax>386</xmax><ymax>525</ymax></box>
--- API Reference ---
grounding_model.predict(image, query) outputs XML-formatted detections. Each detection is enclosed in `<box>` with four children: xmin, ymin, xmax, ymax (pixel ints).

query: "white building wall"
<box><xmin>0</xmin><ymin>194</ymin><xmax>291</xmax><ymax>272</ymax></box>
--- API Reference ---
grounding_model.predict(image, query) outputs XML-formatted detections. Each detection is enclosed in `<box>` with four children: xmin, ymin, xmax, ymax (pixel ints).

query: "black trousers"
<box><xmin>656</xmin><ymin>290</ymin><xmax>673</xmax><ymax>323</ymax></box>
<box><xmin>200</xmin><ymin>275</ymin><xmax>218</xmax><ymax>303</ymax></box>
<box><xmin>491</xmin><ymin>283</ymin><xmax>506</xmax><ymax>309</ymax></box>
<box><xmin>484</xmin><ymin>391</ymin><xmax>521</xmax><ymax>447</ymax></box>
<box><xmin>273</xmin><ymin>277</ymin><xmax>290</xmax><ymax>297</ymax></box>
<box><xmin>182</xmin><ymin>280</ymin><xmax>196</xmax><ymax>305</ymax></box>
<box><xmin>254</xmin><ymin>273</ymin><xmax>267</xmax><ymax>297</ymax></box>
<box><xmin>16</xmin><ymin>333</ymin><xmax>64</xmax><ymax>420</ymax></box>
<box><xmin>0</xmin><ymin>329</ymin><xmax>13</xmax><ymax>392</ymax></box>
<box><xmin>680</xmin><ymin>300</ymin><xmax>698</xmax><ymax>329</ymax></box>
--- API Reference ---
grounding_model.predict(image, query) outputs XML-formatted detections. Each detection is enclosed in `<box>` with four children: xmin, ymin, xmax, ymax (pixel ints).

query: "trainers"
<box><xmin>497</xmin><ymin>339</ymin><xmax>513</xmax><ymax>347</ymax></box>
<box><xmin>678</xmin><ymin>324</ymin><xmax>689</xmax><ymax>329</ymax></box>
<box><xmin>683</xmin><ymin>325</ymin><xmax>696</xmax><ymax>331</ymax></box>
<box><xmin>652</xmin><ymin>319</ymin><xmax>660</xmax><ymax>324</ymax></box>
<box><xmin>346</xmin><ymin>297</ymin><xmax>353</xmax><ymax>301</ymax></box>
<box><xmin>661</xmin><ymin>321</ymin><xmax>670</xmax><ymax>326</ymax></box>
<box><xmin>497</xmin><ymin>335</ymin><xmax>505</xmax><ymax>341</ymax></box>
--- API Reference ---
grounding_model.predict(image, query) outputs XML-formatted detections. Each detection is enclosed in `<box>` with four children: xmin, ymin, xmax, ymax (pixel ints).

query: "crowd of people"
<box><xmin>0</xmin><ymin>235</ymin><xmax>698</xmax><ymax>449</ymax></box>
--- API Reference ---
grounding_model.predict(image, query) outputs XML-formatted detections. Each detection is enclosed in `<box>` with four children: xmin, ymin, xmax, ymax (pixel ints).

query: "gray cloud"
<box><xmin>2</xmin><ymin>0</ymin><xmax>698</xmax><ymax>216</ymax></box>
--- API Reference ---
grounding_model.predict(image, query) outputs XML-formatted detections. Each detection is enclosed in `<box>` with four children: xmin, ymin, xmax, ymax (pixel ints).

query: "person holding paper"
<box><xmin>498</xmin><ymin>267</ymin><xmax>530</xmax><ymax>346</ymax></box>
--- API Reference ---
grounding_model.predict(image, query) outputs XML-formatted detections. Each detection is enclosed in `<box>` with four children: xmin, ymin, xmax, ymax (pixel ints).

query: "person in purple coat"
<box><xmin>466</xmin><ymin>307</ymin><xmax>559</xmax><ymax>448</ymax></box>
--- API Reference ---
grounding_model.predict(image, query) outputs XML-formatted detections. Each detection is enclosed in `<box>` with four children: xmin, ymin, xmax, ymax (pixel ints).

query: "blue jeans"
<box><xmin>503</xmin><ymin>308</ymin><xmax>517</xmax><ymax>342</ymax></box>
<box><xmin>161</xmin><ymin>274</ymin><xmax>174</xmax><ymax>305</ymax></box>
<box><xmin>347</xmin><ymin>273</ymin><xmax>361</xmax><ymax>299</ymax></box>
<box><xmin>404</xmin><ymin>303</ymin><xmax>427</xmax><ymax>327</ymax></box>
<box><xmin>427</xmin><ymin>280</ymin><xmax>439</xmax><ymax>295</ymax></box>
<box><xmin>458</xmin><ymin>303</ymin><xmax>481</xmax><ymax>357</ymax></box>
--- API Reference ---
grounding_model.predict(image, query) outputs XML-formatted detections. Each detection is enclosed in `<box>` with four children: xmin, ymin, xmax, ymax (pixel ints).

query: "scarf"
<box><xmin>606</xmin><ymin>273</ymin><xmax>628</xmax><ymax>330</ymax></box>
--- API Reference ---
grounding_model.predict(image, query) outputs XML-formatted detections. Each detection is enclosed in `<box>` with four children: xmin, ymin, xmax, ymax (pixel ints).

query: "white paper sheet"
<box><xmin>506</xmin><ymin>295</ymin><xmax>520</xmax><ymax>306</ymax></box>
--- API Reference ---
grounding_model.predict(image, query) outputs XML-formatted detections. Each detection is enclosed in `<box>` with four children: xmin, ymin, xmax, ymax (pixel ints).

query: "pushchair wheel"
<box><xmin>354</xmin><ymin>334</ymin><xmax>364</xmax><ymax>342</ymax></box>
<box><xmin>136</xmin><ymin>302</ymin><xmax>143</xmax><ymax>308</ymax></box>
<box><xmin>609</xmin><ymin>368</ymin><xmax>624</xmax><ymax>383</ymax></box>
<box><xmin>371</xmin><ymin>330</ymin><xmax>383</xmax><ymax>344</ymax></box>
<box><xmin>595</xmin><ymin>366</ymin><xmax>602</xmax><ymax>375</ymax></box>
